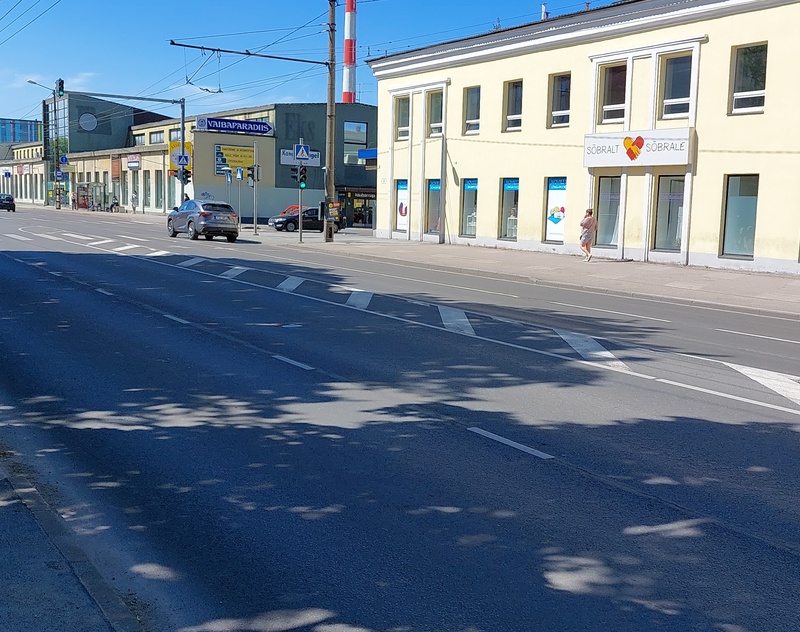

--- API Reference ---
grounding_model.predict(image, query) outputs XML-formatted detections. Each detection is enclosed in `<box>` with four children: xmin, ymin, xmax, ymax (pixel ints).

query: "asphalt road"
<box><xmin>1</xmin><ymin>208</ymin><xmax>798</xmax><ymax>632</ymax></box>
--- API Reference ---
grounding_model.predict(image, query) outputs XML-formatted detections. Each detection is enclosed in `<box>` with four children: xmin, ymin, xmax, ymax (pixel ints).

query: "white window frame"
<box><xmin>396</xmin><ymin>96</ymin><xmax>410</xmax><ymax>140</ymax></box>
<box><xmin>428</xmin><ymin>91</ymin><xmax>443</xmax><ymax>136</ymax></box>
<box><xmin>133</xmin><ymin>134</ymin><xmax>145</xmax><ymax>146</ymax></box>
<box><xmin>601</xmin><ymin>65</ymin><xmax>627</xmax><ymax>123</ymax></box>
<box><xmin>731</xmin><ymin>44</ymin><xmax>767</xmax><ymax>114</ymax></box>
<box><xmin>149</xmin><ymin>131</ymin><xmax>164</xmax><ymax>144</ymax></box>
<box><xmin>550</xmin><ymin>73</ymin><xmax>571</xmax><ymax>127</ymax></box>
<box><xmin>505</xmin><ymin>80</ymin><xmax>523</xmax><ymax>131</ymax></box>
<box><xmin>169</xmin><ymin>128</ymin><xmax>181</xmax><ymax>141</ymax></box>
<box><xmin>464</xmin><ymin>86</ymin><xmax>481</xmax><ymax>134</ymax></box>
<box><xmin>661</xmin><ymin>54</ymin><xmax>692</xmax><ymax>119</ymax></box>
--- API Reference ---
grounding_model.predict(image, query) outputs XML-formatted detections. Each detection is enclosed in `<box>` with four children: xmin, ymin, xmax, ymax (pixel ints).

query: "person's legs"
<box><xmin>586</xmin><ymin>241</ymin><xmax>593</xmax><ymax>261</ymax></box>
<box><xmin>580</xmin><ymin>241</ymin><xmax>589</xmax><ymax>260</ymax></box>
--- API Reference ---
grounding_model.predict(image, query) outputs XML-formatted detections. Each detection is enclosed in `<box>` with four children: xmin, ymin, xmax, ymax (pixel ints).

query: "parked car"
<box><xmin>167</xmin><ymin>199</ymin><xmax>238</xmax><ymax>242</ymax></box>
<box><xmin>268</xmin><ymin>207</ymin><xmax>342</xmax><ymax>233</ymax></box>
<box><xmin>0</xmin><ymin>193</ymin><xmax>15</xmax><ymax>212</ymax></box>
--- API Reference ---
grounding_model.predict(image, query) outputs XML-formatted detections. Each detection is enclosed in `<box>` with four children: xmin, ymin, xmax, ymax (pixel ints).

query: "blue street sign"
<box><xmin>54</xmin><ymin>169</ymin><xmax>63</xmax><ymax>181</ymax></box>
<box><xmin>294</xmin><ymin>144</ymin><xmax>311</xmax><ymax>161</ymax></box>
<box><xmin>235</xmin><ymin>167</ymin><xmax>243</xmax><ymax>181</ymax></box>
<box><xmin>176</xmin><ymin>154</ymin><xmax>190</xmax><ymax>166</ymax></box>
<box><xmin>226</xmin><ymin>171</ymin><xmax>232</xmax><ymax>184</ymax></box>
<box><xmin>59</xmin><ymin>156</ymin><xmax>68</xmax><ymax>164</ymax></box>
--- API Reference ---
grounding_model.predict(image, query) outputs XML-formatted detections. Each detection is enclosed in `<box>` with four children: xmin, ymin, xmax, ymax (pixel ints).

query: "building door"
<box><xmin>596</xmin><ymin>176</ymin><xmax>621</xmax><ymax>246</ymax></box>
<box><xmin>653</xmin><ymin>175</ymin><xmax>684</xmax><ymax>251</ymax></box>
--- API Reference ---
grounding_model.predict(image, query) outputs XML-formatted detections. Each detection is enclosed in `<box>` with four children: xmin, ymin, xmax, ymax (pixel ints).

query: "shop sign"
<box><xmin>545</xmin><ymin>177</ymin><xmax>567</xmax><ymax>243</ymax></box>
<box><xmin>396</xmin><ymin>179</ymin><xmax>409</xmax><ymax>231</ymax></box>
<box><xmin>583</xmin><ymin>128</ymin><xmax>693</xmax><ymax>168</ymax></box>
<box><xmin>127</xmin><ymin>154</ymin><xmax>141</xmax><ymax>170</ymax></box>
<box><xmin>196</xmin><ymin>117</ymin><xmax>274</xmax><ymax>136</ymax></box>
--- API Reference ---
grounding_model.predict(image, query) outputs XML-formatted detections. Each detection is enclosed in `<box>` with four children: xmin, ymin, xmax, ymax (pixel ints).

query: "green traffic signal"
<box><xmin>56</xmin><ymin>78</ymin><xmax>64</xmax><ymax>97</ymax></box>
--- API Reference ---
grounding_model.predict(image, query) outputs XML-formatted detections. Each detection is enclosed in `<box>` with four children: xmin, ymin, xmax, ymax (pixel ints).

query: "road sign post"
<box><xmin>297</xmin><ymin>139</ymin><xmax>305</xmax><ymax>243</ymax></box>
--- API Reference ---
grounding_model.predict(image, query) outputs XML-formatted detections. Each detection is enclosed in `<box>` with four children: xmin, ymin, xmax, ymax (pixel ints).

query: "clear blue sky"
<box><xmin>4</xmin><ymin>0</ymin><xmax>607</xmax><ymax>122</ymax></box>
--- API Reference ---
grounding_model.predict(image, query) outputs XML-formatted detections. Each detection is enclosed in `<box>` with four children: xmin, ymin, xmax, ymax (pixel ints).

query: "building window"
<box><xmin>132</xmin><ymin>171</ymin><xmax>139</xmax><ymax>202</ymax></box>
<box><xmin>500</xmin><ymin>178</ymin><xmax>519</xmax><ymax>240</ymax></box>
<box><xmin>168</xmin><ymin>172</ymin><xmax>175</xmax><ymax>208</ymax></box>
<box><xmin>428</xmin><ymin>91</ymin><xmax>443</xmax><ymax>136</ymax></box>
<box><xmin>550</xmin><ymin>74</ymin><xmax>571</xmax><ymax>127</ymax></box>
<box><xmin>731</xmin><ymin>44</ymin><xmax>767</xmax><ymax>113</ymax></box>
<box><xmin>122</xmin><ymin>172</ymin><xmax>128</xmax><ymax>204</ymax></box>
<box><xmin>722</xmin><ymin>175</ymin><xmax>759</xmax><ymax>257</ymax></box>
<box><xmin>654</xmin><ymin>176</ymin><xmax>684</xmax><ymax>251</ymax></box>
<box><xmin>596</xmin><ymin>176</ymin><xmax>621</xmax><ymax>246</ymax></box>
<box><xmin>505</xmin><ymin>81</ymin><xmax>522</xmax><ymax>131</ymax></box>
<box><xmin>169</xmin><ymin>128</ymin><xmax>182</xmax><ymax>141</ymax></box>
<box><xmin>133</xmin><ymin>134</ymin><xmax>145</xmax><ymax>146</ymax></box>
<box><xmin>395</xmin><ymin>179</ymin><xmax>409</xmax><ymax>231</ymax></box>
<box><xmin>464</xmin><ymin>87</ymin><xmax>480</xmax><ymax>133</ymax></box>
<box><xmin>662</xmin><ymin>55</ymin><xmax>691</xmax><ymax>118</ymax></box>
<box><xmin>460</xmin><ymin>178</ymin><xmax>478</xmax><ymax>236</ymax></box>
<box><xmin>143</xmin><ymin>171</ymin><xmax>151</xmax><ymax>207</ymax></box>
<box><xmin>545</xmin><ymin>177</ymin><xmax>567</xmax><ymax>242</ymax></box>
<box><xmin>426</xmin><ymin>179</ymin><xmax>441</xmax><ymax>233</ymax></box>
<box><xmin>601</xmin><ymin>65</ymin><xmax>626</xmax><ymax>123</ymax></box>
<box><xmin>343</xmin><ymin>121</ymin><xmax>367</xmax><ymax>165</ymax></box>
<box><xmin>396</xmin><ymin>97</ymin><xmax>410</xmax><ymax>140</ymax></box>
<box><xmin>149</xmin><ymin>131</ymin><xmax>164</xmax><ymax>144</ymax></box>
<box><xmin>155</xmin><ymin>170</ymin><xmax>164</xmax><ymax>208</ymax></box>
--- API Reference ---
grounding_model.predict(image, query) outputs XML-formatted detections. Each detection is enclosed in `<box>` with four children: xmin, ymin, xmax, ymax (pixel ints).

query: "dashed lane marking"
<box><xmin>272</xmin><ymin>355</ymin><xmax>314</xmax><ymax>371</ymax></box>
<box><xmin>95</xmin><ymin>289</ymin><xmax>114</xmax><ymax>296</ymax></box>
<box><xmin>116</xmin><ymin>235</ymin><xmax>148</xmax><ymax>242</ymax></box>
<box><xmin>33</xmin><ymin>233</ymin><xmax>63</xmax><ymax>241</ymax></box>
<box><xmin>551</xmin><ymin>301</ymin><xmax>671</xmax><ymax>323</ymax></box>
<box><xmin>163</xmin><ymin>314</ymin><xmax>190</xmax><ymax>325</ymax></box>
<box><xmin>4</xmin><ymin>234</ymin><xmax>32</xmax><ymax>241</ymax></box>
<box><xmin>63</xmin><ymin>233</ymin><xmax>94</xmax><ymax>240</ymax></box>
<box><xmin>88</xmin><ymin>239</ymin><xmax>115</xmax><ymax>246</ymax></box>
<box><xmin>177</xmin><ymin>257</ymin><xmax>205</xmax><ymax>267</ymax></box>
<box><xmin>277</xmin><ymin>276</ymin><xmax>304</xmax><ymax>292</ymax></box>
<box><xmin>555</xmin><ymin>329</ymin><xmax>631</xmax><ymax>372</ymax></box>
<box><xmin>144</xmin><ymin>251</ymin><xmax>171</xmax><ymax>257</ymax></box>
<box><xmin>220</xmin><ymin>266</ymin><xmax>250</xmax><ymax>278</ymax></box>
<box><xmin>113</xmin><ymin>245</ymin><xmax>139</xmax><ymax>252</ymax></box>
<box><xmin>468</xmin><ymin>427</ymin><xmax>555</xmax><ymax>460</ymax></box>
<box><xmin>346</xmin><ymin>290</ymin><xmax>373</xmax><ymax>310</ymax></box>
<box><xmin>439</xmin><ymin>306</ymin><xmax>476</xmax><ymax>336</ymax></box>
<box><xmin>716</xmin><ymin>329</ymin><xmax>800</xmax><ymax>345</ymax></box>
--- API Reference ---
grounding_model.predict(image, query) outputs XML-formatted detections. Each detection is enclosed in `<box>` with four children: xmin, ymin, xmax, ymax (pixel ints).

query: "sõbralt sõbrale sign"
<box><xmin>584</xmin><ymin>128</ymin><xmax>693</xmax><ymax>168</ymax></box>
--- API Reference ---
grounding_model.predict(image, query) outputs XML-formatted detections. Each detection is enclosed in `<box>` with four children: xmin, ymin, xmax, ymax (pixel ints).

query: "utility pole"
<box><xmin>326</xmin><ymin>0</ymin><xmax>337</xmax><ymax>206</ymax></box>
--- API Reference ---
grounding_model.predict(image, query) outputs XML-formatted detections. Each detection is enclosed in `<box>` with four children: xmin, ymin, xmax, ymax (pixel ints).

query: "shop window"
<box><xmin>155</xmin><ymin>170</ymin><xmax>164</xmax><ymax>208</ymax></box>
<box><xmin>143</xmin><ymin>171</ymin><xmax>151</xmax><ymax>207</ymax></box>
<box><xmin>395</xmin><ymin>179</ymin><xmax>409</xmax><ymax>231</ymax></box>
<box><xmin>596</xmin><ymin>176</ymin><xmax>620</xmax><ymax>246</ymax></box>
<box><xmin>344</xmin><ymin>121</ymin><xmax>367</xmax><ymax>165</ymax></box>
<box><xmin>121</xmin><ymin>172</ymin><xmax>128</xmax><ymax>204</ymax></box>
<box><xmin>149</xmin><ymin>131</ymin><xmax>164</xmax><ymax>144</ymax></box>
<box><xmin>504</xmin><ymin>81</ymin><xmax>522</xmax><ymax>131</ymax></box>
<box><xmin>601</xmin><ymin>65</ymin><xmax>626</xmax><ymax>123</ymax></box>
<box><xmin>550</xmin><ymin>74</ymin><xmax>571</xmax><ymax>127</ymax></box>
<box><xmin>722</xmin><ymin>175</ymin><xmax>759</xmax><ymax>257</ymax></box>
<box><xmin>654</xmin><ymin>176</ymin><xmax>684</xmax><ymax>250</ymax></box>
<box><xmin>500</xmin><ymin>178</ymin><xmax>518</xmax><ymax>240</ymax></box>
<box><xmin>731</xmin><ymin>44</ymin><xmax>767</xmax><ymax>113</ymax></box>
<box><xmin>464</xmin><ymin>87</ymin><xmax>481</xmax><ymax>133</ymax></box>
<box><xmin>426</xmin><ymin>179</ymin><xmax>441</xmax><ymax>234</ymax></box>
<box><xmin>132</xmin><ymin>171</ymin><xmax>139</xmax><ymax>201</ymax></box>
<box><xmin>460</xmin><ymin>178</ymin><xmax>478</xmax><ymax>236</ymax></box>
<box><xmin>662</xmin><ymin>55</ymin><xmax>691</xmax><ymax>118</ymax></box>
<box><xmin>545</xmin><ymin>177</ymin><xmax>567</xmax><ymax>242</ymax></box>
<box><xmin>133</xmin><ymin>134</ymin><xmax>145</xmax><ymax>146</ymax></box>
<box><xmin>428</xmin><ymin>91</ymin><xmax>443</xmax><ymax>136</ymax></box>
<box><xmin>396</xmin><ymin>97</ymin><xmax>410</xmax><ymax>140</ymax></box>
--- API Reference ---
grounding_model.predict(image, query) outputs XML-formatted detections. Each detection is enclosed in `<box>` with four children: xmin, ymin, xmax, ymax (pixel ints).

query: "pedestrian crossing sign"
<box><xmin>294</xmin><ymin>144</ymin><xmax>311</xmax><ymax>161</ymax></box>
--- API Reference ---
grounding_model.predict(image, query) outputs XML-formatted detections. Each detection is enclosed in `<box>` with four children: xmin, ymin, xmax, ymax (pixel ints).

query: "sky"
<box><xmin>3</xmin><ymin>0</ymin><xmax>610</xmax><ymax>123</ymax></box>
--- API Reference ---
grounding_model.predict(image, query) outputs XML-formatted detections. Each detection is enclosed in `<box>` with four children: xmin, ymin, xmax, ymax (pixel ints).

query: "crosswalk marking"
<box><xmin>4</xmin><ymin>234</ymin><xmax>31</xmax><ymax>241</ymax></box>
<box><xmin>113</xmin><ymin>245</ymin><xmax>139</xmax><ymax>252</ymax></box>
<box><xmin>178</xmin><ymin>257</ymin><xmax>205</xmax><ymax>267</ymax></box>
<box><xmin>88</xmin><ymin>239</ymin><xmax>115</xmax><ymax>246</ymax></box>
<box><xmin>277</xmin><ymin>276</ymin><xmax>304</xmax><ymax>292</ymax></box>
<box><xmin>726</xmin><ymin>363</ymin><xmax>800</xmax><ymax>407</ymax></box>
<box><xmin>439</xmin><ymin>306</ymin><xmax>475</xmax><ymax>336</ymax></box>
<box><xmin>63</xmin><ymin>233</ymin><xmax>94</xmax><ymax>240</ymax></box>
<box><xmin>34</xmin><ymin>234</ymin><xmax>63</xmax><ymax>241</ymax></box>
<box><xmin>220</xmin><ymin>266</ymin><xmax>249</xmax><ymax>278</ymax></box>
<box><xmin>346</xmin><ymin>290</ymin><xmax>373</xmax><ymax>309</ymax></box>
<box><xmin>117</xmin><ymin>235</ymin><xmax>148</xmax><ymax>242</ymax></box>
<box><xmin>555</xmin><ymin>329</ymin><xmax>630</xmax><ymax>371</ymax></box>
<box><xmin>144</xmin><ymin>250</ymin><xmax>170</xmax><ymax>257</ymax></box>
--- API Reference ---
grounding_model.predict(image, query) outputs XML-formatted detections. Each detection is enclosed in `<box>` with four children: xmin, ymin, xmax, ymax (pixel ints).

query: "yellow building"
<box><xmin>368</xmin><ymin>0</ymin><xmax>800</xmax><ymax>274</ymax></box>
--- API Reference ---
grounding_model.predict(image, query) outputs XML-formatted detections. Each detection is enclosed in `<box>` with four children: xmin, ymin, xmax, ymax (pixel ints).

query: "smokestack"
<box><xmin>342</xmin><ymin>0</ymin><xmax>356</xmax><ymax>103</ymax></box>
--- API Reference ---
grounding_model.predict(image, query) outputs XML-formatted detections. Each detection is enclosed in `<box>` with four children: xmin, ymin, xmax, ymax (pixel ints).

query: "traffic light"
<box><xmin>290</xmin><ymin>166</ymin><xmax>299</xmax><ymax>182</ymax></box>
<box><xmin>56</xmin><ymin>78</ymin><xmax>64</xmax><ymax>97</ymax></box>
<box><xmin>247</xmin><ymin>165</ymin><xmax>256</xmax><ymax>187</ymax></box>
<box><xmin>298</xmin><ymin>166</ymin><xmax>307</xmax><ymax>189</ymax></box>
<box><xmin>182</xmin><ymin>169</ymin><xmax>192</xmax><ymax>185</ymax></box>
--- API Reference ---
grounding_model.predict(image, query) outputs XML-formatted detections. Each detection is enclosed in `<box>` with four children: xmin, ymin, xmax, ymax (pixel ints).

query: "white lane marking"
<box><xmin>145</xmin><ymin>250</ymin><xmax>171</xmax><ymax>257</ymax></box>
<box><xmin>272</xmin><ymin>354</ymin><xmax>314</xmax><ymax>371</ymax></box>
<box><xmin>346</xmin><ymin>290</ymin><xmax>373</xmax><ymax>309</ymax></box>
<box><xmin>4</xmin><ymin>234</ymin><xmax>32</xmax><ymax>241</ymax></box>
<box><xmin>551</xmin><ymin>301</ymin><xmax>671</xmax><ymax>323</ymax></box>
<box><xmin>468</xmin><ymin>427</ymin><xmax>555</xmax><ymax>460</ymax></box>
<box><xmin>656</xmin><ymin>379</ymin><xmax>800</xmax><ymax>417</ymax></box>
<box><xmin>95</xmin><ymin>289</ymin><xmax>114</xmax><ymax>296</ymax></box>
<box><xmin>113</xmin><ymin>245</ymin><xmax>140</xmax><ymax>252</ymax></box>
<box><xmin>555</xmin><ymin>329</ymin><xmax>630</xmax><ymax>371</ymax></box>
<box><xmin>716</xmin><ymin>328</ymin><xmax>800</xmax><ymax>345</ymax></box>
<box><xmin>164</xmin><ymin>314</ymin><xmax>190</xmax><ymax>325</ymax></box>
<box><xmin>220</xmin><ymin>266</ymin><xmax>249</xmax><ymax>278</ymax></box>
<box><xmin>63</xmin><ymin>233</ymin><xmax>94</xmax><ymax>240</ymax></box>
<box><xmin>178</xmin><ymin>257</ymin><xmax>205</xmax><ymax>267</ymax></box>
<box><xmin>725</xmin><ymin>363</ymin><xmax>800</xmax><ymax>407</ymax></box>
<box><xmin>117</xmin><ymin>235</ymin><xmax>148</xmax><ymax>242</ymax></box>
<box><xmin>277</xmin><ymin>276</ymin><xmax>304</xmax><ymax>292</ymax></box>
<box><xmin>88</xmin><ymin>239</ymin><xmax>115</xmax><ymax>246</ymax></box>
<box><xmin>33</xmin><ymin>234</ymin><xmax>63</xmax><ymax>241</ymax></box>
<box><xmin>439</xmin><ymin>306</ymin><xmax>475</xmax><ymax>336</ymax></box>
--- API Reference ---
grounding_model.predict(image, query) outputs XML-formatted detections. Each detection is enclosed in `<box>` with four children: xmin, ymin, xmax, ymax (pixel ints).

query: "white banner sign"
<box><xmin>396</xmin><ymin>180</ymin><xmax>409</xmax><ymax>231</ymax></box>
<box><xmin>584</xmin><ymin>128</ymin><xmax>693</xmax><ymax>168</ymax></box>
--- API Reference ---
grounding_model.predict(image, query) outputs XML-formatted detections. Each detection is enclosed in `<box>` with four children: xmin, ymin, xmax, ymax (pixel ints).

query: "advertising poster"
<box><xmin>545</xmin><ymin>177</ymin><xmax>567</xmax><ymax>242</ymax></box>
<box><xmin>396</xmin><ymin>179</ymin><xmax>409</xmax><ymax>231</ymax></box>
<box><xmin>215</xmin><ymin>145</ymin><xmax>255</xmax><ymax>176</ymax></box>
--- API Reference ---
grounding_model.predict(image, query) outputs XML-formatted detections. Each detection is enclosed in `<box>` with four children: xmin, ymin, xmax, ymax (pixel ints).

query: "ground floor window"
<box><xmin>654</xmin><ymin>175</ymin><xmax>684</xmax><ymax>251</ymax></box>
<box><xmin>143</xmin><ymin>171</ymin><xmax>151</xmax><ymax>207</ymax></box>
<box><xmin>121</xmin><ymin>172</ymin><xmax>128</xmax><ymax>204</ymax></box>
<box><xmin>461</xmin><ymin>178</ymin><xmax>478</xmax><ymax>237</ymax></box>
<box><xmin>722</xmin><ymin>175</ymin><xmax>759</xmax><ymax>257</ymax></box>
<box><xmin>596</xmin><ymin>176</ymin><xmax>620</xmax><ymax>246</ymax></box>
<box><xmin>132</xmin><ymin>172</ymin><xmax>139</xmax><ymax>202</ymax></box>
<box><xmin>426</xmin><ymin>179</ymin><xmax>441</xmax><ymax>233</ymax></box>
<box><xmin>545</xmin><ymin>177</ymin><xmax>567</xmax><ymax>242</ymax></box>
<box><xmin>500</xmin><ymin>178</ymin><xmax>518</xmax><ymax>240</ymax></box>
<box><xmin>168</xmin><ymin>173</ymin><xmax>175</xmax><ymax>209</ymax></box>
<box><xmin>155</xmin><ymin>170</ymin><xmax>164</xmax><ymax>208</ymax></box>
<box><xmin>395</xmin><ymin>179</ymin><xmax>409</xmax><ymax>231</ymax></box>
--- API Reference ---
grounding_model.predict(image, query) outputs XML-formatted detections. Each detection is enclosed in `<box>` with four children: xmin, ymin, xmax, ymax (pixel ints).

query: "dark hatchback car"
<box><xmin>268</xmin><ymin>207</ymin><xmax>342</xmax><ymax>233</ymax></box>
<box><xmin>0</xmin><ymin>193</ymin><xmax>15</xmax><ymax>212</ymax></box>
<box><xmin>167</xmin><ymin>199</ymin><xmax>238</xmax><ymax>242</ymax></box>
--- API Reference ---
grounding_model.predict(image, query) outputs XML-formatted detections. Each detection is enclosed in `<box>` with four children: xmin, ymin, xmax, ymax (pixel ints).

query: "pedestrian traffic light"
<box><xmin>298</xmin><ymin>166</ymin><xmax>307</xmax><ymax>189</ymax></box>
<box><xmin>56</xmin><ymin>78</ymin><xmax>64</xmax><ymax>97</ymax></box>
<box><xmin>182</xmin><ymin>169</ymin><xmax>192</xmax><ymax>184</ymax></box>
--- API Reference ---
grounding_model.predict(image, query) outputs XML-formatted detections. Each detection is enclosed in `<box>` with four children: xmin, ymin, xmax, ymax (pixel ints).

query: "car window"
<box><xmin>303</xmin><ymin>209</ymin><xmax>316</xmax><ymax>218</ymax></box>
<box><xmin>203</xmin><ymin>204</ymin><xmax>235</xmax><ymax>214</ymax></box>
<box><xmin>0</xmin><ymin>194</ymin><xmax>11</xmax><ymax>201</ymax></box>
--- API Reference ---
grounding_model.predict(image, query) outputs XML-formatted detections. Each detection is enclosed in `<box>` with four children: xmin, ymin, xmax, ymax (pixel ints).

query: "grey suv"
<box><xmin>167</xmin><ymin>199</ymin><xmax>238</xmax><ymax>242</ymax></box>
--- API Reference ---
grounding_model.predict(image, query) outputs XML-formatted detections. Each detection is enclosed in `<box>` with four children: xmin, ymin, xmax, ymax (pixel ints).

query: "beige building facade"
<box><xmin>368</xmin><ymin>0</ymin><xmax>800</xmax><ymax>274</ymax></box>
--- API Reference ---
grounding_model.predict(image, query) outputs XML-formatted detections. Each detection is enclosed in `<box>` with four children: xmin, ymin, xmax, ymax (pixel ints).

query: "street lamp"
<box><xmin>221</xmin><ymin>166</ymin><xmax>232</xmax><ymax>203</ymax></box>
<box><xmin>28</xmin><ymin>79</ymin><xmax>63</xmax><ymax>209</ymax></box>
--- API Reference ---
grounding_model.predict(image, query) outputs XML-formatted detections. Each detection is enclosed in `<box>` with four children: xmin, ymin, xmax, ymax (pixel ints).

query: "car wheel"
<box><xmin>204</xmin><ymin>235</ymin><xmax>214</xmax><ymax>241</ymax></box>
<box><xmin>333</xmin><ymin>223</ymin><xmax>340</xmax><ymax>233</ymax></box>
<box><xmin>167</xmin><ymin>219</ymin><xmax>178</xmax><ymax>237</ymax></box>
<box><xmin>285</xmin><ymin>221</ymin><xmax>297</xmax><ymax>232</ymax></box>
<box><xmin>226</xmin><ymin>235</ymin><xmax>237</xmax><ymax>243</ymax></box>
<box><xmin>187</xmin><ymin>222</ymin><xmax>199</xmax><ymax>240</ymax></box>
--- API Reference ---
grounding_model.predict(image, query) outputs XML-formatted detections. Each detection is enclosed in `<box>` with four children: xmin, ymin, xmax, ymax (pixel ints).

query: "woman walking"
<box><xmin>579</xmin><ymin>208</ymin><xmax>597</xmax><ymax>262</ymax></box>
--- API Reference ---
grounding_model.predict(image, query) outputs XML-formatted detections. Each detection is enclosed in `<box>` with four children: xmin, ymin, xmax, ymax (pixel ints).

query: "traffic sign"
<box><xmin>226</xmin><ymin>171</ymin><xmax>232</xmax><ymax>184</ymax></box>
<box><xmin>280</xmin><ymin>149</ymin><xmax>321</xmax><ymax>167</ymax></box>
<box><xmin>59</xmin><ymin>156</ymin><xmax>68</xmax><ymax>165</ymax></box>
<box><xmin>54</xmin><ymin>169</ymin><xmax>63</xmax><ymax>181</ymax></box>
<box><xmin>235</xmin><ymin>167</ymin><xmax>243</xmax><ymax>181</ymax></box>
<box><xmin>176</xmin><ymin>154</ymin><xmax>190</xmax><ymax>166</ymax></box>
<box><xmin>294</xmin><ymin>144</ymin><xmax>311</xmax><ymax>161</ymax></box>
<box><xmin>168</xmin><ymin>142</ymin><xmax>193</xmax><ymax>170</ymax></box>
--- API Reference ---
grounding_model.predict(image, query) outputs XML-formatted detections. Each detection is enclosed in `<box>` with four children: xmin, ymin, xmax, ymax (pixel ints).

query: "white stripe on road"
<box><xmin>88</xmin><ymin>239</ymin><xmax>115</xmax><ymax>246</ymax></box>
<box><xmin>113</xmin><ymin>245</ymin><xmax>139</xmax><ymax>252</ymax></box>
<box><xmin>346</xmin><ymin>290</ymin><xmax>373</xmax><ymax>309</ymax></box>
<box><xmin>4</xmin><ymin>234</ymin><xmax>32</xmax><ymax>241</ymax></box>
<box><xmin>63</xmin><ymin>233</ymin><xmax>93</xmax><ymax>240</ymax></box>
<box><xmin>33</xmin><ymin>234</ymin><xmax>63</xmax><ymax>241</ymax></box>
<box><xmin>144</xmin><ymin>250</ymin><xmax>170</xmax><ymax>257</ymax></box>
<box><xmin>95</xmin><ymin>289</ymin><xmax>114</xmax><ymax>296</ymax></box>
<box><xmin>164</xmin><ymin>314</ymin><xmax>190</xmax><ymax>325</ymax></box>
<box><xmin>555</xmin><ymin>329</ymin><xmax>630</xmax><ymax>371</ymax></box>
<box><xmin>178</xmin><ymin>257</ymin><xmax>205</xmax><ymax>267</ymax></box>
<box><xmin>468</xmin><ymin>427</ymin><xmax>555</xmax><ymax>460</ymax></box>
<box><xmin>439</xmin><ymin>306</ymin><xmax>475</xmax><ymax>336</ymax></box>
<box><xmin>725</xmin><ymin>363</ymin><xmax>800</xmax><ymax>407</ymax></box>
<box><xmin>716</xmin><ymin>328</ymin><xmax>800</xmax><ymax>345</ymax></box>
<box><xmin>272</xmin><ymin>355</ymin><xmax>314</xmax><ymax>370</ymax></box>
<box><xmin>277</xmin><ymin>276</ymin><xmax>304</xmax><ymax>292</ymax></box>
<box><xmin>220</xmin><ymin>266</ymin><xmax>249</xmax><ymax>278</ymax></box>
<box><xmin>117</xmin><ymin>235</ymin><xmax>148</xmax><ymax>242</ymax></box>
<box><xmin>551</xmin><ymin>301</ymin><xmax>671</xmax><ymax>323</ymax></box>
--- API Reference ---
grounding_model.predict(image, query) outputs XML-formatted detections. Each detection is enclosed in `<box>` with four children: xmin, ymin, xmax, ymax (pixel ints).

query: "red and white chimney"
<box><xmin>342</xmin><ymin>0</ymin><xmax>356</xmax><ymax>103</ymax></box>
